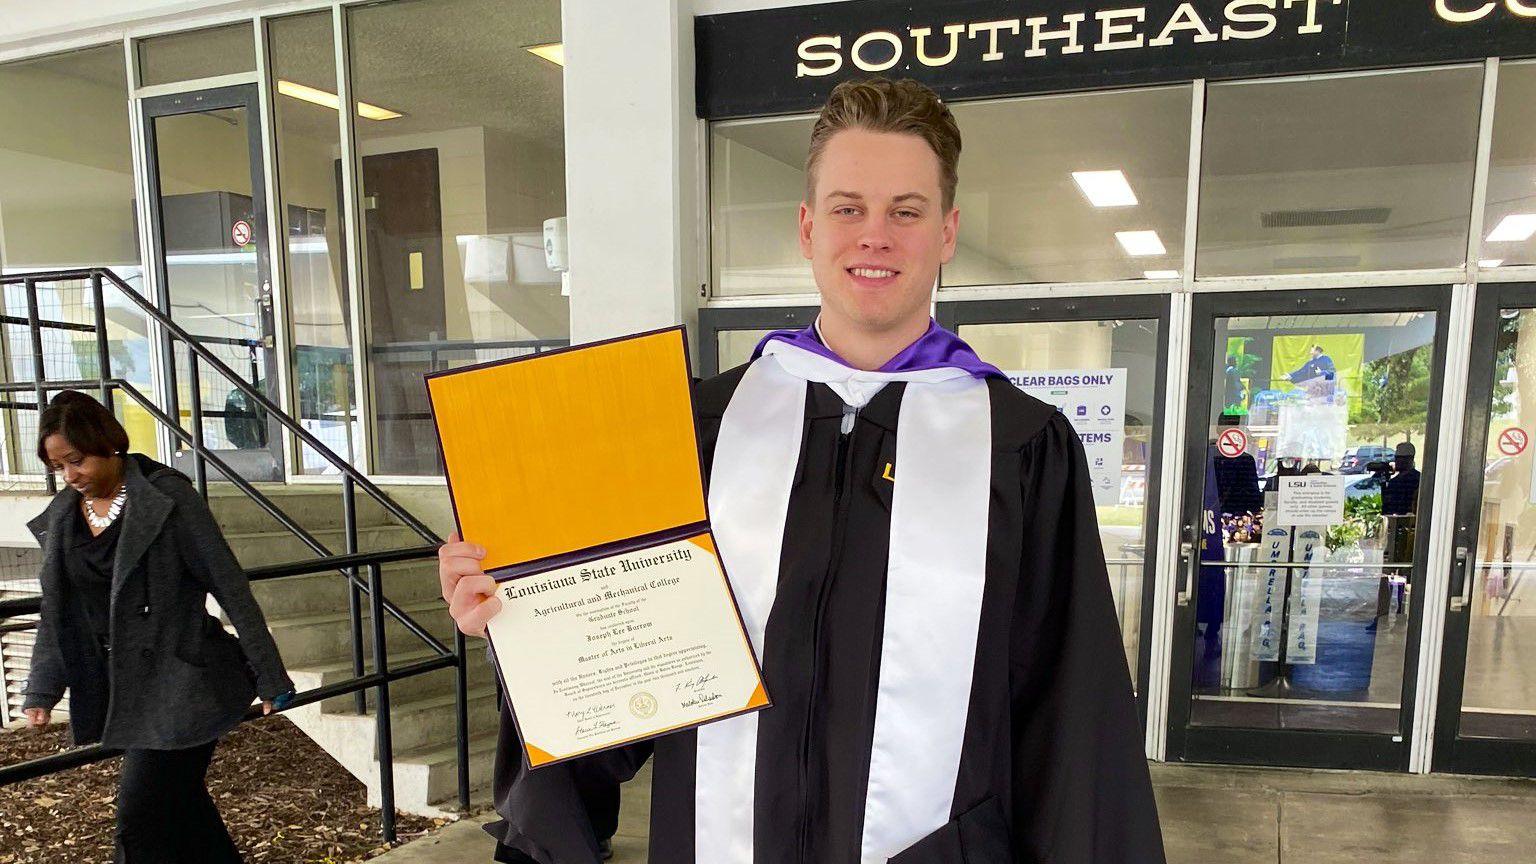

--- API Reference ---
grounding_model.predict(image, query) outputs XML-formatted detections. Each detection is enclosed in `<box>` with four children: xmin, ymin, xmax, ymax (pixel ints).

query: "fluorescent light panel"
<box><xmin>1144</xmin><ymin>270</ymin><xmax>1180</xmax><ymax>280</ymax></box>
<box><xmin>276</xmin><ymin>79</ymin><xmax>402</xmax><ymax>121</ymax></box>
<box><xmin>1487</xmin><ymin>214</ymin><xmax>1536</xmax><ymax>243</ymax></box>
<box><xmin>1072</xmin><ymin>170</ymin><xmax>1138</xmax><ymax>207</ymax></box>
<box><xmin>1117</xmin><ymin>230</ymin><xmax>1166</xmax><ymax>257</ymax></box>
<box><xmin>526</xmin><ymin>42</ymin><xmax>565</xmax><ymax>66</ymax></box>
<box><xmin>1479</xmin><ymin>259</ymin><xmax>1504</xmax><ymax>269</ymax></box>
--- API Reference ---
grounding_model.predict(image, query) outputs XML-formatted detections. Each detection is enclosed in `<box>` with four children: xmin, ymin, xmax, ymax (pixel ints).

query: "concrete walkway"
<box><xmin>372</xmin><ymin>762</ymin><xmax>1536</xmax><ymax>863</ymax></box>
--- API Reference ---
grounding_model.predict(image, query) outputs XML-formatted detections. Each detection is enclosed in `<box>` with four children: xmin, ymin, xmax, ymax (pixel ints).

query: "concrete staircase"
<box><xmin>206</xmin><ymin>486</ymin><xmax>499</xmax><ymax>817</ymax></box>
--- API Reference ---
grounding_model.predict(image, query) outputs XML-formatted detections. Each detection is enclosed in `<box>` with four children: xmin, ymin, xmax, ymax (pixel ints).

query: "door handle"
<box><xmin>1177</xmin><ymin>538</ymin><xmax>1196</xmax><ymax>607</ymax></box>
<box><xmin>1449</xmin><ymin>546</ymin><xmax>1472</xmax><ymax>611</ymax></box>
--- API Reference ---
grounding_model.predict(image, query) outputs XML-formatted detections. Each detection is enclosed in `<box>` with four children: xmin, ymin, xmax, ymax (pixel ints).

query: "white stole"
<box><xmin>697</xmin><ymin>341</ymin><xmax>993</xmax><ymax>863</ymax></box>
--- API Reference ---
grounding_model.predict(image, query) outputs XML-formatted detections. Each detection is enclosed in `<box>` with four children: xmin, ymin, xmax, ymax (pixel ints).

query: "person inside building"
<box><xmin>1382</xmin><ymin>441</ymin><xmax>1421</xmax><ymax>613</ymax></box>
<box><xmin>439</xmin><ymin>77</ymin><xmax>1164</xmax><ymax>864</ymax></box>
<box><xmin>22</xmin><ymin>390</ymin><xmax>295</xmax><ymax>863</ymax></box>
<box><xmin>1383</xmin><ymin>442</ymin><xmax>1421</xmax><ymax>517</ymax></box>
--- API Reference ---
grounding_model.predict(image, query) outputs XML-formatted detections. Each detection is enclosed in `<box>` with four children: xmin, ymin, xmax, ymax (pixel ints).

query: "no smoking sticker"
<box><xmin>1499</xmin><ymin>427</ymin><xmax>1528</xmax><ymax>457</ymax></box>
<box><xmin>1217</xmin><ymin>427</ymin><xmax>1248</xmax><ymax>458</ymax></box>
<box><xmin>231</xmin><ymin>220</ymin><xmax>253</xmax><ymax>247</ymax></box>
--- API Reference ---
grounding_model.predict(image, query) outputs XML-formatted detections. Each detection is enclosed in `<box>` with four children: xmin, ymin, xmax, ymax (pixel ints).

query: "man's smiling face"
<box><xmin>799</xmin><ymin>128</ymin><xmax>959</xmax><ymax>338</ymax></box>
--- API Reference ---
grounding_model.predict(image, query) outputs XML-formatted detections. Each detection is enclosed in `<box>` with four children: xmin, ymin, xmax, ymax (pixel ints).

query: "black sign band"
<box><xmin>697</xmin><ymin>0</ymin><xmax>1536</xmax><ymax>119</ymax></box>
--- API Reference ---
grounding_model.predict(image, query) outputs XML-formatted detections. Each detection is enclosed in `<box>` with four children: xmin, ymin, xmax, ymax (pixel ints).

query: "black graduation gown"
<box><xmin>487</xmin><ymin>367</ymin><xmax>1165</xmax><ymax>864</ymax></box>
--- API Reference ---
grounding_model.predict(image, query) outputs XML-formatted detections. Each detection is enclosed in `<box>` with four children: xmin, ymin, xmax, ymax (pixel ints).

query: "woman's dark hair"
<box><xmin>35</xmin><ymin>390</ymin><xmax>129</xmax><ymax>465</ymax></box>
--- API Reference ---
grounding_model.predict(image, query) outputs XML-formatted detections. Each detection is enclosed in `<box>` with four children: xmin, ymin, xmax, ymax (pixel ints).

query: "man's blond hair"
<box><xmin>804</xmin><ymin>77</ymin><xmax>962</xmax><ymax>210</ymax></box>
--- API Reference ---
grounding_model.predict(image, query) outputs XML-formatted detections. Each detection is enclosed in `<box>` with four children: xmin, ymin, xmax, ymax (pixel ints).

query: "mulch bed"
<box><xmin>0</xmin><ymin>716</ymin><xmax>447</xmax><ymax>863</ymax></box>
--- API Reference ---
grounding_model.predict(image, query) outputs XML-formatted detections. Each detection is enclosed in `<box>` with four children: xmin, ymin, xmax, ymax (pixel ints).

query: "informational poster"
<box><xmin>1285</xmin><ymin>528</ymin><xmax>1326</xmax><ymax>665</ymax></box>
<box><xmin>1276</xmin><ymin>476</ymin><xmax>1347</xmax><ymax>526</ymax></box>
<box><xmin>1009</xmin><ymin>368</ymin><xmax>1127</xmax><ymax>506</ymax></box>
<box><xmin>1276</xmin><ymin>403</ymin><xmax>1348</xmax><ymax>461</ymax></box>
<box><xmin>1251</xmin><ymin>524</ymin><xmax>1292</xmax><ymax>662</ymax></box>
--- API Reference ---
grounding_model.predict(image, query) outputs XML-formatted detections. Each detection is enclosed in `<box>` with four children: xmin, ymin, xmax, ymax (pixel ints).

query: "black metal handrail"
<box><xmin>0</xmin><ymin>268</ymin><xmax>472</xmax><ymax>841</ymax></box>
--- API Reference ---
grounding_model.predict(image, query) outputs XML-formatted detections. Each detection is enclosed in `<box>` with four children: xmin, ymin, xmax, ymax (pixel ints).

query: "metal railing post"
<box><xmin>188</xmin><ymin>346</ymin><xmax>207</xmax><ymax>499</ymax></box>
<box><xmin>345</xmin><ymin>476</ymin><xmax>367</xmax><ymax>715</ymax></box>
<box><xmin>455</xmin><ymin>629</ymin><xmax>470</xmax><ymax>810</ymax></box>
<box><xmin>368</xmin><ymin>560</ymin><xmax>397</xmax><ymax>843</ymax></box>
<box><xmin>90</xmin><ymin>272</ymin><xmax>112</xmax><ymax>412</ymax></box>
<box><xmin>24</xmin><ymin>279</ymin><xmax>54</xmax><ymax>494</ymax></box>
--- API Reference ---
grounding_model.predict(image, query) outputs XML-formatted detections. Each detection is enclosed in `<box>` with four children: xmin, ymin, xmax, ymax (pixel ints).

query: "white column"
<box><xmin>562</xmin><ymin>0</ymin><xmax>702</xmax><ymax>347</ymax></box>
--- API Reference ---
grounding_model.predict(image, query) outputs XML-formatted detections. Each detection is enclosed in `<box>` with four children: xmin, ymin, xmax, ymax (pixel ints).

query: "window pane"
<box><xmin>1481</xmin><ymin>60</ymin><xmax>1536</xmax><ymax>270</ymax></box>
<box><xmin>960</xmin><ymin>318</ymin><xmax>1162</xmax><ymax>685</ymax></box>
<box><xmin>269</xmin><ymin>12</ymin><xmax>357</xmax><ymax>475</ymax></box>
<box><xmin>1199</xmin><ymin>68</ymin><xmax>1483</xmax><ymax>277</ymax></box>
<box><xmin>945</xmin><ymin>88</ymin><xmax>1190</xmax><ymax>286</ymax></box>
<box><xmin>138</xmin><ymin>23</ymin><xmax>256</xmax><ymax>87</ymax></box>
<box><xmin>348</xmin><ymin>0</ymin><xmax>568</xmax><ymax>475</ymax></box>
<box><xmin>711</xmin><ymin>117</ymin><xmax>817</xmax><ymax>297</ymax></box>
<box><xmin>0</xmin><ymin>46</ymin><xmax>153</xmax><ymax>469</ymax></box>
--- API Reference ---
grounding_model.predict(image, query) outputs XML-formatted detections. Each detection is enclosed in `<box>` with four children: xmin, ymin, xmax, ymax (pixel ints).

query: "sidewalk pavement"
<box><xmin>372</xmin><ymin>762</ymin><xmax>1536</xmax><ymax>863</ymax></box>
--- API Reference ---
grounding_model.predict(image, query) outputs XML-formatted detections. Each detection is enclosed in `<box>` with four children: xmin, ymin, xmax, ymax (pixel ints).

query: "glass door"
<box><xmin>1433</xmin><ymin>282</ymin><xmax>1536</xmax><ymax>776</ymax></box>
<box><xmin>1166</xmin><ymin>286</ymin><xmax>1451</xmax><ymax>770</ymax></box>
<box><xmin>939</xmin><ymin>295</ymin><xmax>1171</xmax><ymax>725</ymax></box>
<box><xmin>141</xmin><ymin>85</ymin><xmax>282</xmax><ymax>481</ymax></box>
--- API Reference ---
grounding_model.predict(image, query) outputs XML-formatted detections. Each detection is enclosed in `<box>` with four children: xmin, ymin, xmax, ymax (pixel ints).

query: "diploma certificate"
<box><xmin>426</xmin><ymin>327</ymin><xmax>769</xmax><ymax>767</ymax></box>
<box><xmin>485</xmin><ymin>533</ymin><xmax>767</xmax><ymax>766</ymax></box>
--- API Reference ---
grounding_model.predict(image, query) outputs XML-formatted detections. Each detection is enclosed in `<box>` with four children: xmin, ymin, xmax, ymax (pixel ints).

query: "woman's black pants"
<box><xmin>115</xmin><ymin>740</ymin><xmax>242</xmax><ymax>863</ymax></box>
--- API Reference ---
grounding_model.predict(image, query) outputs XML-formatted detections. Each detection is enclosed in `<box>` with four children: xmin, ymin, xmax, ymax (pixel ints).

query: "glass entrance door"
<box><xmin>1433</xmin><ymin>282</ymin><xmax>1536</xmax><ymax>776</ymax></box>
<box><xmin>939</xmin><ymin>295</ymin><xmax>1171</xmax><ymax>723</ymax></box>
<box><xmin>1166</xmin><ymin>286</ymin><xmax>1451</xmax><ymax>770</ymax></box>
<box><xmin>141</xmin><ymin>85</ymin><xmax>282</xmax><ymax>481</ymax></box>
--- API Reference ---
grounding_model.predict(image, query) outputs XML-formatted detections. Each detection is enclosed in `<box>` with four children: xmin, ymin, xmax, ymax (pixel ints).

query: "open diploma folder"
<box><xmin>426</xmin><ymin>327</ymin><xmax>769</xmax><ymax>769</ymax></box>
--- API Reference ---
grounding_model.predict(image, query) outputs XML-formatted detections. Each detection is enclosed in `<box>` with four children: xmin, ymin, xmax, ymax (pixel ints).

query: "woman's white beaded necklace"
<box><xmin>85</xmin><ymin>485</ymin><xmax>127</xmax><ymax>530</ymax></box>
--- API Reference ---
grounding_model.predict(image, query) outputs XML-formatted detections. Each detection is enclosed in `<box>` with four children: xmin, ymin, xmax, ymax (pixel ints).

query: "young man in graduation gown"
<box><xmin>440</xmin><ymin>77</ymin><xmax>1165</xmax><ymax>864</ymax></box>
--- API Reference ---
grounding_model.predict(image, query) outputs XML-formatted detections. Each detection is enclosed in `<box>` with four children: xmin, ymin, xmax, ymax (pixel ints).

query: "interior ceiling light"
<box><xmin>277</xmin><ymin>79</ymin><xmax>402</xmax><ymax>121</ymax></box>
<box><xmin>1143</xmin><ymin>270</ymin><xmax>1180</xmax><ymax>280</ymax></box>
<box><xmin>1479</xmin><ymin>259</ymin><xmax>1504</xmax><ymax>269</ymax></box>
<box><xmin>525</xmin><ymin>42</ymin><xmax>565</xmax><ymax>67</ymax></box>
<box><xmin>1071</xmin><ymin>170</ymin><xmax>1138</xmax><ymax>208</ymax></box>
<box><xmin>1487</xmin><ymin>213</ymin><xmax>1536</xmax><ymax>243</ymax></box>
<box><xmin>1116</xmin><ymin>230</ymin><xmax>1166</xmax><ymax>257</ymax></box>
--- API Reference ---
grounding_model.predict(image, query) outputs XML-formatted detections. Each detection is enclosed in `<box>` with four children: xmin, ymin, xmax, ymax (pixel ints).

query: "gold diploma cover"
<box><xmin>427</xmin><ymin>327</ymin><xmax>769</xmax><ymax>768</ymax></box>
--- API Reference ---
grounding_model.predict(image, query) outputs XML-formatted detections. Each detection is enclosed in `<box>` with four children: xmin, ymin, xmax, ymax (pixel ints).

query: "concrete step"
<box><xmin>267</xmin><ymin>597</ymin><xmax>458</xmax><ymax>667</ymax></box>
<box><xmin>311</xmin><ymin>687</ymin><xmax>502</xmax><ymax>764</ymax></box>
<box><xmin>207</xmin><ymin>486</ymin><xmax>410</xmax><ymax>534</ymax></box>
<box><xmin>382</xmin><ymin>730</ymin><xmax>502</xmax><ymax>814</ymax></box>
<box><xmin>245</xmin><ymin>559</ymin><xmax>442</xmax><ymax>620</ymax></box>
<box><xmin>222</xmin><ymin>524</ymin><xmax>430</xmax><ymax>571</ymax></box>
<box><xmin>288</xmin><ymin>644</ymin><xmax>497</xmax><ymax>714</ymax></box>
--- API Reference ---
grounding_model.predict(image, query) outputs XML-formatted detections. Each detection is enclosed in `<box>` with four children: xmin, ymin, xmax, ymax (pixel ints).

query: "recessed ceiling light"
<box><xmin>525</xmin><ymin>42</ymin><xmax>565</xmax><ymax>67</ymax></box>
<box><xmin>277</xmin><ymin>79</ymin><xmax>402</xmax><ymax>121</ymax></box>
<box><xmin>1071</xmin><ymin>170</ymin><xmax>1138</xmax><ymax>208</ymax></box>
<box><xmin>1116</xmin><ymin>230</ymin><xmax>1166</xmax><ymax>257</ymax></box>
<box><xmin>1143</xmin><ymin>270</ymin><xmax>1180</xmax><ymax>280</ymax></box>
<box><xmin>1479</xmin><ymin>259</ymin><xmax>1504</xmax><ymax>269</ymax></box>
<box><xmin>1487</xmin><ymin>214</ymin><xmax>1536</xmax><ymax>243</ymax></box>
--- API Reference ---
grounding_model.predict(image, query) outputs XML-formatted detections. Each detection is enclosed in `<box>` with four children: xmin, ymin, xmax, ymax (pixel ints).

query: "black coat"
<box><xmin>488</xmin><ymin>371</ymin><xmax>1164</xmax><ymax>864</ymax></box>
<box><xmin>23</xmin><ymin>454</ymin><xmax>294</xmax><ymax>749</ymax></box>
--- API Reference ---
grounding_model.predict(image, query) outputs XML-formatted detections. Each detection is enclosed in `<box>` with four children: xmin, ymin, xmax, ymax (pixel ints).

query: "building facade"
<box><xmin>2</xmin><ymin>0</ymin><xmax>1535</xmax><ymax>779</ymax></box>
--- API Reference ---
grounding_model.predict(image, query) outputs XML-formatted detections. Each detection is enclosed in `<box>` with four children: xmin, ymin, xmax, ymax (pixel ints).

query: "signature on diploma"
<box><xmin>575</xmin><ymin>717</ymin><xmax>621</xmax><ymax>738</ymax></box>
<box><xmin>677</xmin><ymin>673</ymin><xmax>723</xmax><ymax>708</ymax></box>
<box><xmin>566</xmin><ymin>702</ymin><xmax>615</xmax><ymax>722</ymax></box>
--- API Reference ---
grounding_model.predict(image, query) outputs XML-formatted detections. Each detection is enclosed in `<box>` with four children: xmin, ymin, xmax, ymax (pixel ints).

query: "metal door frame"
<box><xmin>1164</xmin><ymin>284</ymin><xmax>1453</xmax><ymax>771</ymax></box>
<box><xmin>1432</xmin><ymin>280</ymin><xmax>1536</xmax><ymax>776</ymax></box>
<box><xmin>139</xmin><ymin>83</ymin><xmax>284</xmax><ymax>479</ymax></box>
<box><xmin>937</xmin><ymin>294</ymin><xmax>1174</xmax><ymax>732</ymax></box>
<box><xmin>697</xmin><ymin>305</ymin><xmax>819</xmax><ymax>378</ymax></box>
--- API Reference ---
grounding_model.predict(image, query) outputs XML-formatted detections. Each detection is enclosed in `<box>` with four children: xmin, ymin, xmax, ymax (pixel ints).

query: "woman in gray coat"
<box><xmin>21</xmin><ymin>390</ymin><xmax>295</xmax><ymax>862</ymax></box>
